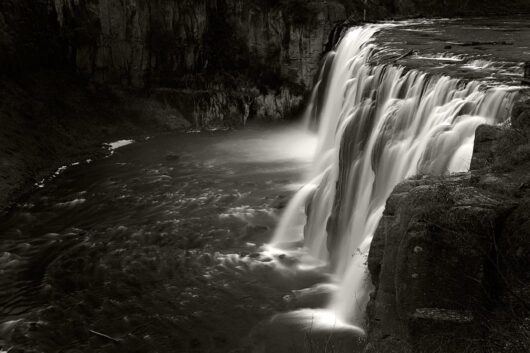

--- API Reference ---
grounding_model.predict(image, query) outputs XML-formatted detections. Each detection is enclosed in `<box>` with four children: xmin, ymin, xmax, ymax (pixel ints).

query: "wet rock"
<box><xmin>471</xmin><ymin>124</ymin><xmax>504</xmax><ymax>170</ymax></box>
<box><xmin>272</xmin><ymin>195</ymin><xmax>289</xmax><ymax>209</ymax></box>
<box><xmin>512</xmin><ymin>100</ymin><xmax>530</xmax><ymax>130</ymax></box>
<box><xmin>165</xmin><ymin>153</ymin><xmax>180</xmax><ymax>161</ymax></box>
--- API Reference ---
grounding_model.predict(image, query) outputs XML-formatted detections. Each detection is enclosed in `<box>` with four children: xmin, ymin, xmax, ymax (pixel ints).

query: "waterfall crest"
<box><xmin>271</xmin><ymin>25</ymin><xmax>517</xmax><ymax>326</ymax></box>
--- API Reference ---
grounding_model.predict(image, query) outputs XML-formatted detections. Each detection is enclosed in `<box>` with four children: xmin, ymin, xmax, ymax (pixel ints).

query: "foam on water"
<box><xmin>107</xmin><ymin>139</ymin><xmax>135</xmax><ymax>150</ymax></box>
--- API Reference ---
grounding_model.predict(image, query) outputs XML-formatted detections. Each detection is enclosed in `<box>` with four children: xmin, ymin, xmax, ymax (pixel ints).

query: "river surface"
<box><xmin>0</xmin><ymin>123</ymin><xmax>320</xmax><ymax>352</ymax></box>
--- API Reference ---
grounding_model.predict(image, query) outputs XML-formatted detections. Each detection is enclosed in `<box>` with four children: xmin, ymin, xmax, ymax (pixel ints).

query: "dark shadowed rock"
<box><xmin>512</xmin><ymin>100</ymin><xmax>530</xmax><ymax>130</ymax></box>
<box><xmin>51</xmin><ymin>0</ymin><xmax>346</xmax><ymax>89</ymax></box>
<box><xmin>365</xmin><ymin>99</ymin><xmax>530</xmax><ymax>352</ymax></box>
<box><xmin>471</xmin><ymin>124</ymin><xmax>504</xmax><ymax>170</ymax></box>
<box><xmin>165</xmin><ymin>153</ymin><xmax>180</xmax><ymax>161</ymax></box>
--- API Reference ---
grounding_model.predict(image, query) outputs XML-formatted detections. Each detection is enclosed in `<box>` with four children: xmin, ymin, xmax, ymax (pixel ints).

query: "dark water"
<box><xmin>0</xmin><ymin>123</ymin><xmax>316</xmax><ymax>352</ymax></box>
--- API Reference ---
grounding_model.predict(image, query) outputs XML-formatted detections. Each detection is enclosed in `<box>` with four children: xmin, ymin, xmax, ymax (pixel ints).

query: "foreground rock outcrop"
<box><xmin>366</xmin><ymin>98</ymin><xmax>530</xmax><ymax>352</ymax></box>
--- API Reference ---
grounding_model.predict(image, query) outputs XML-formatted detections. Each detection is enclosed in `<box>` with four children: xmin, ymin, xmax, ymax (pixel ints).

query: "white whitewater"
<box><xmin>271</xmin><ymin>25</ymin><xmax>517</xmax><ymax>326</ymax></box>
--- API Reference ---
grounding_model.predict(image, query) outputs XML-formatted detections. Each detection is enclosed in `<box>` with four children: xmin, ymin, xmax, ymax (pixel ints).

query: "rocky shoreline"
<box><xmin>0</xmin><ymin>71</ymin><xmax>195</xmax><ymax>215</ymax></box>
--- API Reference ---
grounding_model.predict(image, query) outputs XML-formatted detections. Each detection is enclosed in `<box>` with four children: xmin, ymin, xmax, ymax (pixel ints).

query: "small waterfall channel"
<box><xmin>269</xmin><ymin>24</ymin><xmax>518</xmax><ymax>328</ymax></box>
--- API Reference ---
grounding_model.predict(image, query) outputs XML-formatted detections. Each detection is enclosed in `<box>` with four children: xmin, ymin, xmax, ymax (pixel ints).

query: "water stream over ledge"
<box><xmin>262</xmin><ymin>20</ymin><xmax>524</xmax><ymax>350</ymax></box>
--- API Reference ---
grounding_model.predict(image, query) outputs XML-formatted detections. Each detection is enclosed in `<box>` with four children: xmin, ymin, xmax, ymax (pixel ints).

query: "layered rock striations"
<box><xmin>52</xmin><ymin>0</ymin><xmax>345</xmax><ymax>88</ymax></box>
<box><xmin>365</xmin><ymin>99</ymin><xmax>530</xmax><ymax>353</ymax></box>
<box><xmin>50</xmin><ymin>0</ymin><xmax>347</xmax><ymax>125</ymax></box>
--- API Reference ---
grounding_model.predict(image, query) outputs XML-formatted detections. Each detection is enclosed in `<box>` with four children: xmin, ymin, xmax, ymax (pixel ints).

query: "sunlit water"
<box><xmin>0</xmin><ymin>122</ymin><xmax>319</xmax><ymax>352</ymax></box>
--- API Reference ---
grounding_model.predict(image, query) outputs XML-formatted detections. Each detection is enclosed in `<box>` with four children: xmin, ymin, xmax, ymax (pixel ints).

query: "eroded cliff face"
<box><xmin>49</xmin><ymin>0</ymin><xmax>346</xmax><ymax>126</ymax></box>
<box><xmin>4</xmin><ymin>0</ymin><xmax>529</xmax><ymax>128</ymax></box>
<box><xmin>365</xmin><ymin>99</ymin><xmax>530</xmax><ymax>353</ymax></box>
<box><xmin>52</xmin><ymin>0</ymin><xmax>344</xmax><ymax>87</ymax></box>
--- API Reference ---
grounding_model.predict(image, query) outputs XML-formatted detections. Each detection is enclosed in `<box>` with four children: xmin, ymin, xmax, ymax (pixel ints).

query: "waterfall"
<box><xmin>271</xmin><ymin>25</ymin><xmax>517</xmax><ymax>326</ymax></box>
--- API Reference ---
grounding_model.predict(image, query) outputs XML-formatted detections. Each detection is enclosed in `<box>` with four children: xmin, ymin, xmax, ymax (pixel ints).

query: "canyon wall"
<box><xmin>51</xmin><ymin>0</ymin><xmax>345</xmax><ymax>88</ymax></box>
<box><xmin>49</xmin><ymin>0</ymin><xmax>346</xmax><ymax>125</ymax></box>
<box><xmin>45</xmin><ymin>0</ymin><xmax>530</xmax><ymax>125</ymax></box>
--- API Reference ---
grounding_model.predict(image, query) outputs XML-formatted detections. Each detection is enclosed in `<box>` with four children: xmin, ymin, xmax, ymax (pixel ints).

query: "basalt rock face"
<box><xmin>0</xmin><ymin>0</ymin><xmax>62</xmax><ymax>75</ymax></box>
<box><xmin>50</xmin><ymin>0</ymin><xmax>346</xmax><ymax>125</ymax></box>
<box><xmin>365</xmin><ymin>100</ymin><xmax>530</xmax><ymax>353</ymax></box>
<box><xmin>52</xmin><ymin>0</ymin><xmax>345</xmax><ymax>88</ymax></box>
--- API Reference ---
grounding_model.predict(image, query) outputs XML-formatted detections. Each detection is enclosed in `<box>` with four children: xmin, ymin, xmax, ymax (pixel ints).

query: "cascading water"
<box><xmin>271</xmin><ymin>24</ymin><xmax>517</xmax><ymax>327</ymax></box>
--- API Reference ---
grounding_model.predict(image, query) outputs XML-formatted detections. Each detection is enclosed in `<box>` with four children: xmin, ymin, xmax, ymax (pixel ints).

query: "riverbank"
<box><xmin>0</xmin><ymin>71</ymin><xmax>193</xmax><ymax>215</ymax></box>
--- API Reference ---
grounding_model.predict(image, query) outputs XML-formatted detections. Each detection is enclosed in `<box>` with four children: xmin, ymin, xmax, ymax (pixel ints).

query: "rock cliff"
<box><xmin>365</xmin><ymin>98</ymin><xmax>530</xmax><ymax>353</ymax></box>
<box><xmin>3</xmin><ymin>0</ymin><xmax>530</xmax><ymax>128</ymax></box>
<box><xmin>52</xmin><ymin>0</ymin><xmax>345</xmax><ymax>88</ymax></box>
<box><xmin>49</xmin><ymin>0</ymin><xmax>346</xmax><ymax>125</ymax></box>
